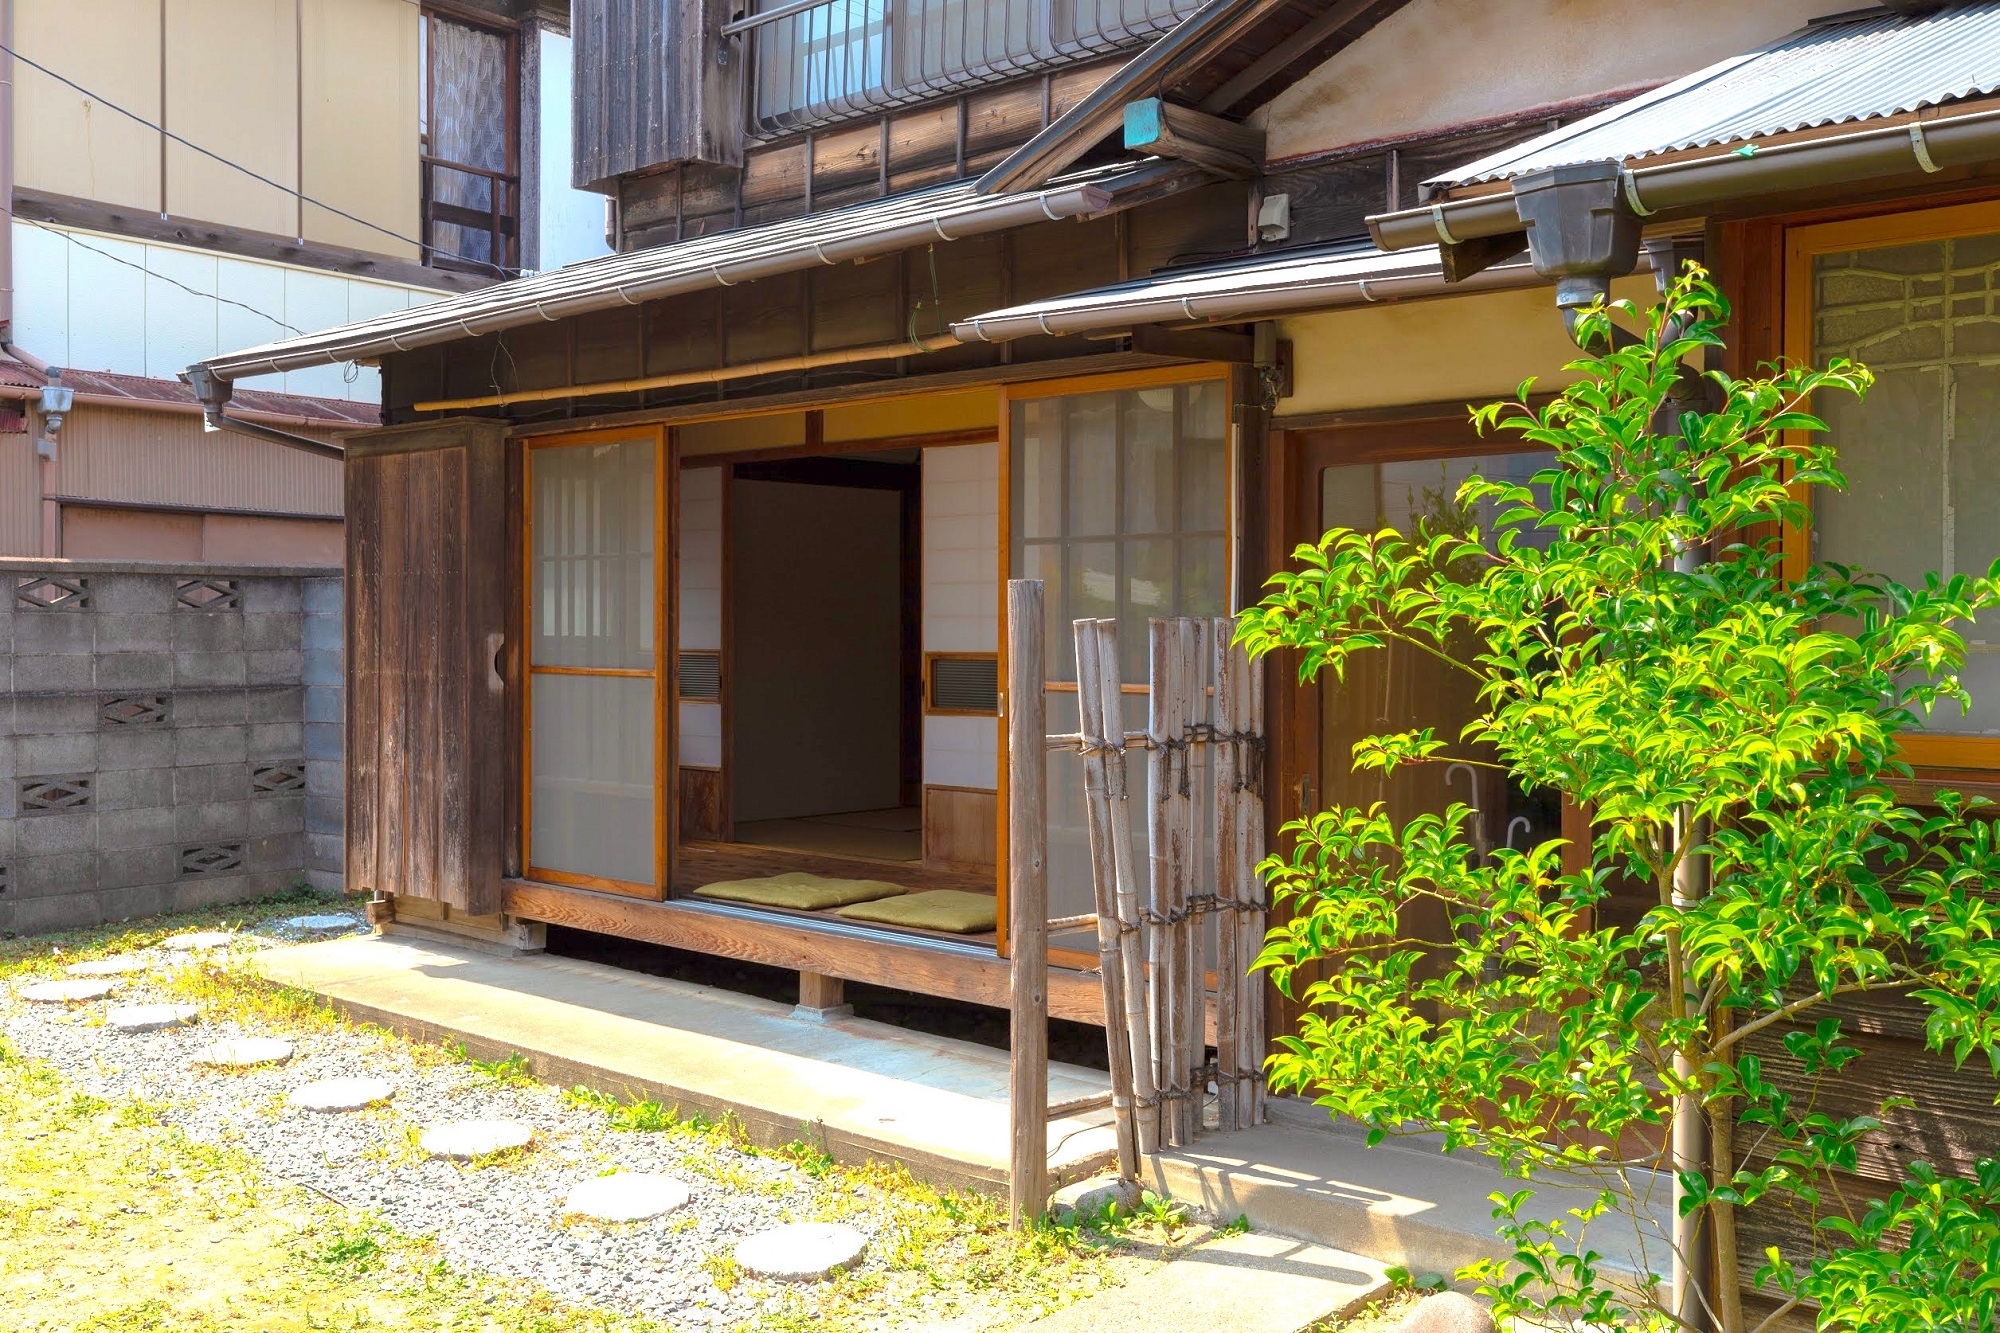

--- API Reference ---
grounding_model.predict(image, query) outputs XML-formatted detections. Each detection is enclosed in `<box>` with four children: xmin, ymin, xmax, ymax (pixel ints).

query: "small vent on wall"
<box><xmin>927</xmin><ymin>654</ymin><xmax>1000</xmax><ymax>715</ymax></box>
<box><xmin>0</xmin><ymin>864</ymin><xmax>9</xmax><ymax>896</ymax></box>
<box><xmin>102</xmin><ymin>696</ymin><xmax>171</xmax><ymax>726</ymax></box>
<box><xmin>679</xmin><ymin>650</ymin><xmax>722</xmax><ymax>702</ymax></box>
<box><xmin>252</xmin><ymin>763</ymin><xmax>307</xmax><ymax>794</ymax></box>
<box><xmin>180</xmin><ymin>843</ymin><xmax>245</xmax><ymax>876</ymax></box>
<box><xmin>16</xmin><ymin>575</ymin><xmax>88</xmax><ymax>609</ymax></box>
<box><xmin>176</xmin><ymin>578</ymin><xmax>242</xmax><ymax>610</ymax></box>
<box><xmin>19</xmin><ymin>775</ymin><xmax>92</xmax><ymax>814</ymax></box>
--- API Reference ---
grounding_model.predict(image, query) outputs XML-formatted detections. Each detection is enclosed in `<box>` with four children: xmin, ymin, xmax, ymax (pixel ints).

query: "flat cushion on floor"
<box><xmin>833</xmin><ymin>889</ymin><xmax>998</xmax><ymax>934</ymax></box>
<box><xmin>692</xmin><ymin>871</ymin><xmax>907</xmax><ymax>912</ymax></box>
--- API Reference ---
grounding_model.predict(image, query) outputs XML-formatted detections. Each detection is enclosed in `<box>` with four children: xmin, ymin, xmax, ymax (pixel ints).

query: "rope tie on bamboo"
<box><xmin>1140</xmin><ymin>891</ymin><xmax>1267</xmax><ymax>927</ymax></box>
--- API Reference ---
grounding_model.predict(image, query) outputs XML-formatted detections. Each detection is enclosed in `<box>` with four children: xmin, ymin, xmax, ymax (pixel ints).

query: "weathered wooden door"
<box><xmin>344</xmin><ymin>420</ymin><xmax>509</xmax><ymax>914</ymax></box>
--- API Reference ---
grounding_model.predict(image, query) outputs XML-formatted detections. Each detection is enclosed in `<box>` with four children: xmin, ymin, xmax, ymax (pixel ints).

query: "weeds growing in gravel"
<box><xmin>448</xmin><ymin>1044</ymin><xmax>540</xmax><ymax>1086</ymax></box>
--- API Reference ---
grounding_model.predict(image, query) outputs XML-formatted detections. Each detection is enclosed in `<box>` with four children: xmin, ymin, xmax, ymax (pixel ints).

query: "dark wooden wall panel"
<box><xmin>345</xmin><ymin>419</ymin><xmax>510</xmax><ymax>914</ymax></box>
<box><xmin>573</xmin><ymin>0</ymin><xmax>740</xmax><ymax>191</ymax></box>
<box><xmin>678</xmin><ymin>768</ymin><xmax>726</xmax><ymax>841</ymax></box>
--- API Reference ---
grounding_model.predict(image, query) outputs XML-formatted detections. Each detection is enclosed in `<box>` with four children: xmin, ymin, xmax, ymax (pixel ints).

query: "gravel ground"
<box><xmin>0</xmin><ymin>917</ymin><xmax>902</xmax><ymax>1331</ymax></box>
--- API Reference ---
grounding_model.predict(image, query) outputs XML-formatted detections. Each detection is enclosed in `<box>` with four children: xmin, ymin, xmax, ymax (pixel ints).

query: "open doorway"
<box><xmin>728</xmin><ymin>452</ymin><xmax>921</xmax><ymax>861</ymax></box>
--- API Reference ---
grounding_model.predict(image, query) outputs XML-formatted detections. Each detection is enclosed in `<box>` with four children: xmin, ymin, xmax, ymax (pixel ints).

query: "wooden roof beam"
<box><xmin>1123</xmin><ymin>99</ymin><xmax>1265</xmax><ymax>179</ymax></box>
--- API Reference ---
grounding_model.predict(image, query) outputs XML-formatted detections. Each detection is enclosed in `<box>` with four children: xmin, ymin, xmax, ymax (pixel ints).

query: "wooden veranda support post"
<box><xmin>1006</xmin><ymin>579</ymin><xmax>1049</xmax><ymax>1223</ymax></box>
<box><xmin>1074</xmin><ymin>617</ymin><xmax>1143</xmax><ymax>1179</ymax></box>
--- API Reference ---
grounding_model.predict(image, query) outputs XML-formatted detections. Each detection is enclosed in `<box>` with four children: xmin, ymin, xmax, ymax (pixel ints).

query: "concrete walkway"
<box><xmin>254</xmin><ymin>933</ymin><xmax>1670</xmax><ymax>1283</ymax></box>
<box><xmin>254</xmin><ymin>933</ymin><xmax>1118</xmax><ymax>1192</ymax></box>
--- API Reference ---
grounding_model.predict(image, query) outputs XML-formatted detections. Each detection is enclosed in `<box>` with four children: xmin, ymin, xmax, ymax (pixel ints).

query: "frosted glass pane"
<box><xmin>1066</xmin><ymin>394</ymin><xmax>1118</xmax><ymax>538</ymax></box>
<box><xmin>1122</xmin><ymin>390</ymin><xmax>1175</xmax><ymax>534</ymax></box>
<box><xmin>532</xmin><ymin>438</ymin><xmax>657</xmax><ymax>669</ymax></box>
<box><xmin>531</xmin><ymin>673</ymin><xmax>655</xmax><ymax>885</ymax></box>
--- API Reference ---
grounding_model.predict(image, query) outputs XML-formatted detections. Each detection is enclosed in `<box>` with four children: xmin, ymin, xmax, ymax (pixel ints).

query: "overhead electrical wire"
<box><xmin>25</xmin><ymin>218</ymin><xmax>303</xmax><ymax>337</ymax></box>
<box><xmin>1</xmin><ymin>42</ymin><xmax>522</xmax><ymax>277</ymax></box>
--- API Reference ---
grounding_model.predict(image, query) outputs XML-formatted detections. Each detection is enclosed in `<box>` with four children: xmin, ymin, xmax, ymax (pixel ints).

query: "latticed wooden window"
<box><xmin>1812</xmin><ymin>232</ymin><xmax>2000</xmax><ymax>738</ymax></box>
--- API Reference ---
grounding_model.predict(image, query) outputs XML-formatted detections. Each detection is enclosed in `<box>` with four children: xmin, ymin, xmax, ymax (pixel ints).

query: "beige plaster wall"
<box><xmin>17</xmin><ymin>0</ymin><xmax>419</xmax><ymax>257</ymax></box>
<box><xmin>1256</xmin><ymin>0</ymin><xmax>1851</xmax><ymax>164</ymax></box>
<box><xmin>1276</xmin><ymin>275</ymin><xmax>1656</xmax><ymax>416</ymax></box>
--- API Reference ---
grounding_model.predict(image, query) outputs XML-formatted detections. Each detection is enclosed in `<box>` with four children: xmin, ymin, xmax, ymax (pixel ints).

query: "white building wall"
<box><xmin>922</xmin><ymin>440</ymin><xmax>999</xmax><ymax>791</ymax></box>
<box><xmin>12</xmin><ymin>220</ymin><xmax>443</xmax><ymax>403</ymax></box>
<box><xmin>536</xmin><ymin>28</ymin><xmax>613</xmax><ymax>274</ymax></box>
<box><xmin>678</xmin><ymin>464</ymin><xmax>724</xmax><ymax>770</ymax></box>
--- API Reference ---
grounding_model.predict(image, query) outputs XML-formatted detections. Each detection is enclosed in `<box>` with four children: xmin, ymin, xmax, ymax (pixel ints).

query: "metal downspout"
<box><xmin>184</xmin><ymin>366</ymin><xmax>345</xmax><ymax>461</ymax></box>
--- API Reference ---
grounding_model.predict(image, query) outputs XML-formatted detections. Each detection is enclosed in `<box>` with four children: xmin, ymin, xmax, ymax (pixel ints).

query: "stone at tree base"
<box><xmin>191</xmin><ymin>1037</ymin><xmax>295</xmax><ymax>1068</ymax></box>
<box><xmin>289</xmin><ymin>1077</ymin><xmax>396</xmax><ymax>1112</ymax></box>
<box><xmin>162</xmin><ymin>931</ymin><xmax>237</xmax><ymax>952</ymax></box>
<box><xmin>107</xmin><ymin>1004</ymin><xmax>201</xmax><ymax>1033</ymax></box>
<box><xmin>564</xmin><ymin>1172</ymin><xmax>692</xmax><ymax>1222</ymax></box>
<box><xmin>733</xmin><ymin>1222</ymin><xmax>867</xmax><ymax>1281</ymax></box>
<box><xmin>66</xmin><ymin>956</ymin><xmax>151</xmax><ymax>977</ymax></box>
<box><xmin>420</xmin><ymin>1120</ymin><xmax>534</xmax><ymax>1160</ymax></box>
<box><xmin>1396</xmin><ymin>1291</ymin><xmax>1497</xmax><ymax>1333</ymax></box>
<box><xmin>20</xmin><ymin>979</ymin><xmax>118</xmax><ymax>1003</ymax></box>
<box><xmin>1062</xmin><ymin>1177</ymin><xmax>1145</xmax><ymax>1223</ymax></box>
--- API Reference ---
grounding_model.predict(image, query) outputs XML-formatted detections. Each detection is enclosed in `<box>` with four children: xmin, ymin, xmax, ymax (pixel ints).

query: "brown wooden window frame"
<box><xmin>420</xmin><ymin>4</ymin><xmax>522</xmax><ymax>277</ymax></box>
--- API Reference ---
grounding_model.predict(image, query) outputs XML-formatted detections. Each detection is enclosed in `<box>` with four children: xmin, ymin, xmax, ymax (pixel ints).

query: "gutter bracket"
<box><xmin>1440</xmin><ymin>231</ymin><xmax>1530</xmax><ymax>284</ymax></box>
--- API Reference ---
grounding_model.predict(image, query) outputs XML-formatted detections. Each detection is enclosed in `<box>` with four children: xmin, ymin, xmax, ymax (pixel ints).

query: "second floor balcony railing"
<box><xmin>732</xmin><ymin>0</ymin><xmax>1203</xmax><ymax>138</ymax></box>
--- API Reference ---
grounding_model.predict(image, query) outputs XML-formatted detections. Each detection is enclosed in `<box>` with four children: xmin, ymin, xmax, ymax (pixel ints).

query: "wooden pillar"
<box><xmin>1006</xmin><ymin>579</ymin><xmax>1049</xmax><ymax>1223</ymax></box>
<box><xmin>797</xmin><ymin>970</ymin><xmax>848</xmax><ymax>1016</ymax></box>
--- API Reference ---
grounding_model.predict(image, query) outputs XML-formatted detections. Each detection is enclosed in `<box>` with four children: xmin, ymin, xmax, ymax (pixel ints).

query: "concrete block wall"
<box><xmin>0</xmin><ymin>559</ymin><xmax>343</xmax><ymax>935</ymax></box>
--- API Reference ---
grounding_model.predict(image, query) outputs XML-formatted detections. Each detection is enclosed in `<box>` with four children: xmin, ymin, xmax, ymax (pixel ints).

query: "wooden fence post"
<box><xmin>1006</xmin><ymin>579</ymin><xmax>1049</xmax><ymax>1223</ymax></box>
<box><xmin>1213</xmin><ymin>622</ymin><xmax>1267</xmax><ymax>1129</ymax></box>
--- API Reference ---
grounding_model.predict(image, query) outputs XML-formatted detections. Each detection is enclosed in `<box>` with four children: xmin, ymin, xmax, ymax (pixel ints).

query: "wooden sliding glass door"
<box><xmin>522</xmin><ymin>425</ymin><xmax>672</xmax><ymax>897</ymax></box>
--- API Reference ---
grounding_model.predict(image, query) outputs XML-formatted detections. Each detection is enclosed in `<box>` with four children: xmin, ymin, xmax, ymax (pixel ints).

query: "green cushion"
<box><xmin>692</xmin><ymin>871</ymin><xmax>907</xmax><ymax>912</ymax></box>
<box><xmin>834</xmin><ymin>889</ymin><xmax>999</xmax><ymax>934</ymax></box>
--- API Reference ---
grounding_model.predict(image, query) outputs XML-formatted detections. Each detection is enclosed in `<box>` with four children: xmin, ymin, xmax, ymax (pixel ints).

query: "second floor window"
<box><xmin>420</xmin><ymin>9</ymin><xmax>519</xmax><ymax>275</ymax></box>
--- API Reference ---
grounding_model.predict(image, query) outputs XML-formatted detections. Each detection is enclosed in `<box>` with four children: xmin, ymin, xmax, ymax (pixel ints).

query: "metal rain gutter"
<box><xmin>196</xmin><ymin>164</ymin><xmax>1185</xmax><ymax>385</ymax></box>
<box><xmin>1367</xmin><ymin>102</ymin><xmax>2000</xmax><ymax>253</ymax></box>
<box><xmin>185</xmin><ymin>365</ymin><xmax>345</xmax><ymax>460</ymax></box>
<box><xmin>952</xmin><ymin>248</ymin><xmax>1649</xmax><ymax>343</ymax></box>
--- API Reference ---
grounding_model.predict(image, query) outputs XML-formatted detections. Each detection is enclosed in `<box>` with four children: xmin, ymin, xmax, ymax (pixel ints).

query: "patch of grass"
<box><xmin>778</xmin><ymin>1133</ymin><xmax>837</xmax><ymax>1179</ymax></box>
<box><xmin>704</xmin><ymin>1250</ymin><xmax>742</xmax><ymax>1292</ymax></box>
<box><xmin>447</xmin><ymin>1043</ymin><xmax>538</xmax><ymax>1087</ymax></box>
<box><xmin>0</xmin><ymin>1046</ymin><xmax>670</xmax><ymax>1333</ymax></box>
<box><xmin>0</xmin><ymin>884</ymin><xmax>351</xmax><ymax>982</ymax></box>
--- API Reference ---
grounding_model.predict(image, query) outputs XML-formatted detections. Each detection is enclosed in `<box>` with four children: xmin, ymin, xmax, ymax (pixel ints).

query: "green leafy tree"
<box><xmin>1236</xmin><ymin>268</ymin><xmax>2000</xmax><ymax>1332</ymax></box>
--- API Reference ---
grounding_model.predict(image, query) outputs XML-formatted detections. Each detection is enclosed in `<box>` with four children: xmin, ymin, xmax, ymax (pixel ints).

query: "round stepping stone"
<box><xmin>564</xmin><ymin>1172</ymin><xmax>691</xmax><ymax>1223</ymax></box>
<box><xmin>733</xmin><ymin>1222</ymin><xmax>867</xmax><ymax>1282</ymax></box>
<box><xmin>191</xmin><ymin>1037</ymin><xmax>294</xmax><ymax>1068</ymax></box>
<box><xmin>420</xmin><ymin>1119</ymin><xmax>533</xmax><ymax>1160</ymax></box>
<box><xmin>20</xmin><ymin>979</ymin><xmax>117</xmax><ymax>1003</ymax></box>
<box><xmin>283</xmin><ymin>914</ymin><xmax>359</xmax><ymax>932</ymax></box>
<box><xmin>107</xmin><ymin>1003</ymin><xmax>200</xmax><ymax>1033</ymax></box>
<box><xmin>289</xmin><ymin>1076</ymin><xmax>396</xmax><ymax>1112</ymax></box>
<box><xmin>66</xmin><ymin>956</ymin><xmax>151</xmax><ymax>977</ymax></box>
<box><xmin>162</xmin><ymin>930</ymin><xmax>237</xmax><ymax>952</ymax></box>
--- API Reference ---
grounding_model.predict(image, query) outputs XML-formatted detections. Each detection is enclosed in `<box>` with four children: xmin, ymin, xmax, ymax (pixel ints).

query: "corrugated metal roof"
<box><xmin>197</xmin><ymin>161</ymin><xmax>1182</xmax><ymax>383</ymax></box>
<box><xmin>1433</xmin><ymin>2</ymin><xmax>2000</xmax><ymax>188</ymax></box>
<box><xmin>951</xmin><ymin>239</ymin><xmax>1559</xmax><ymax>340</ymax></box>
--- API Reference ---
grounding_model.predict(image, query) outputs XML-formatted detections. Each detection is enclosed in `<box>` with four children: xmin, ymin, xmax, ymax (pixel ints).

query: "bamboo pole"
<box><xmin>1007</xmin><ymin>579</ymin><xmax>1049</xmax><ymax>1223</ymax></box>
<box><xmin>1240</xmin><ymin>638</ymin><xmax>1267</xmax><ymax>1126</ymax></box>
<box><xmin>1211</xmin><ymin>621</ymin><xmax>1242</xmax><ymax>1132</ymax></box>
<box><xmin>1073</xmin><ymin>617</ymin><xmax>1140</xmax><ymax>1182</ymax></box>
<box><xmin>1094</xmin><ymin>617</ymin><xmax>1160</xmax><ymax>1157</ymax></box>
<box><xmin>1179</xmin><ymin>619</ymin><xmax>1206</xmax><ymax>1143</ymax></box>
<box><xmin>1150</xmin><ymin>618</ymin><xmax>1204</xmax><ymax>1146</ymax></box>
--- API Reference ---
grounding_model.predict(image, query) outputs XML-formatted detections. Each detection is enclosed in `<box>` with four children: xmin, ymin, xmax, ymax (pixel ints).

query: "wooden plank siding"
<box><xmin>344</xmin><ymin>419</ymin><xmax>511</xmax><ymax>914</ymax></box>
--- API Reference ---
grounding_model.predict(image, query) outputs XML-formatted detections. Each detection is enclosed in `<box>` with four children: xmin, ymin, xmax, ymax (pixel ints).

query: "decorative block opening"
<box><xmin>176</xmin><ymin>578</ymin><xmax>242</xmax><ymax>611</ymax></box>
<box><xmin>0</xmin><ymin>864</ymin><xmax>9</xmax><ymax>896</ymax></box>
<box><xmin>19</xmin><ymin>775</ymin><xmax>93</xmax><ymax>814</ymax></box>
<box><xmin>251</xmin><ymin>763</ymin><xmax>306</xmax><ymax>794</ymax></box>
<box><xmin>101</xmin><ymin>695</ymin><xmax>171</xmax><ymax>726</ymax></box>
<box><xmin>179</xmin><ymin>843</ymin><xmax>245</xmax><ymax>876</ymax></box>
<box><xmin>15</xmin><ymin>575</ymin><xmax>88</xmax><ymax>610</ymax></box>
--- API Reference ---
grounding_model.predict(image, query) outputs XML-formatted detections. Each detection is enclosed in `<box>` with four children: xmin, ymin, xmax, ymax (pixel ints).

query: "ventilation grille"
<box><xmin>252</xmin><ymin>763</ymin><xmax>307</xmax><ymax>794</ymax></box>
<box><xmin>176</xmin><ymin>578</ymin><xmax>241</xmax><ymax>610</ymax></box>
<box><xmin>180</xmin><ymin>843</ymin><xmax>245</xmax><ymax>876</ymax></box>
<box><xmin>20</xmin><ymin>775</ymin><xmax>92</xmax><ymax>815</ymax></box>
<box><xmin>0</xmin><ymin>864</ymin><xmax>9</xmax><ymax>896</ymax></box>
<box><xmin>102</xmin><ymin>695</ymin><xmax>171</xmax><ymax>726</ymax></box>
<box><xmin>927</xmin><ymin>655</ymin><xmax>1000</xmax><ymax>715</ymax></box>
<box><xmin>16</xmin><ymin>575</ymin><xmax>87</xmax><ymax>609</ymax></box>
<box><xmin>679</xmin><ymin>650</ymin><xmax>722</xmax><ymax>702</ymax></box>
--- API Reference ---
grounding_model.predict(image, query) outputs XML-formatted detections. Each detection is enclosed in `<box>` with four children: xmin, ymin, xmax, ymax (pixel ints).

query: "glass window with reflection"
<box><xmin>1012</xmin><ymin>380</ymin><xmax>1230</xmax><ymax>949</ymax></box>
<box><xmin>1317</xmin><ymin>451</ymin><xmax>1562</xmax><ymax>872</ymax></box>
<box><xmin>527</xmin><ymin>436</ymin><xmax>660</xmax><ymax>890</ymax></box>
